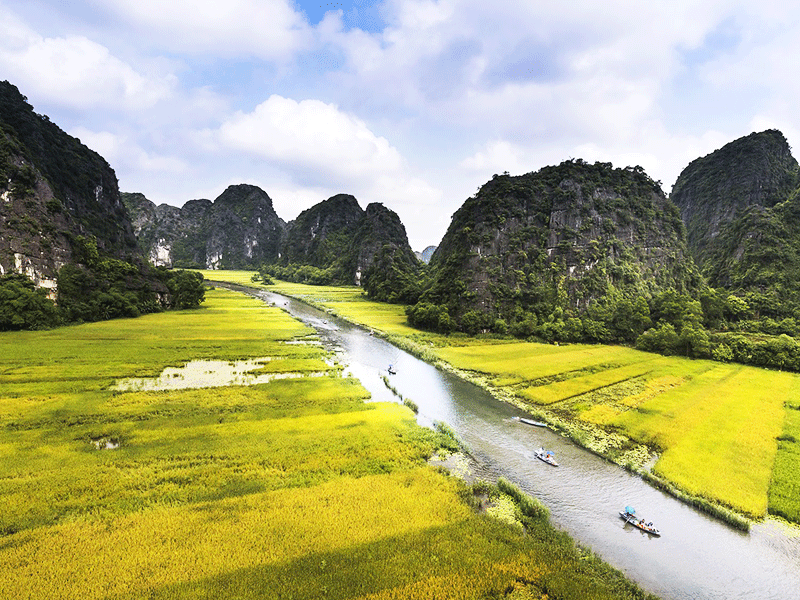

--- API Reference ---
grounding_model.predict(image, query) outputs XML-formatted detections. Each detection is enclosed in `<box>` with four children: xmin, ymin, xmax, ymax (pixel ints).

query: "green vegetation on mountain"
<box><xmin>671</xmin><ymin>129</ymin><xmax>799</xmax><ymax>263</ymax></box>
<box><xmin>0</xmin><ymin>81</ymin><xmax>205</xmax><ymax>329</ymax></box>
<box><xmin>672</xmin><ymin>131</ymin><xmax>800</xmax><ymax>316</ymax></box>
<box><xmin>409</xmin><ymin>161</ymin><xmax>702</xmax><ymax>342</ymax></box>
<box><xmin>256</xmin><ymin>197</ymin><xmax>422</xmax><ymax>295</ymax></box>
<box><xmin>0</xmin><ymin>81</ymin><xmax>139</xmax><ymax>258</ymax></box>
<box><xmin>121</xmin><ymin>186</ymin><xmax>286</xmax><ymax>270</ymax></box>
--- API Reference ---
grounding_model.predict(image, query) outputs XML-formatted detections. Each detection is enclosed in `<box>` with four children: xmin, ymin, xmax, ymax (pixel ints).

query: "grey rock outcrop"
<box><xmin>671</xmin><ymin>129</ymin><xmax>799</xmax><ymax>262</ymax></box>
<box><xmin>0</xmin><ymin>81</ymin><xmax>141</xmax><ymax>293</ymax></box>
<box><xmin>122</xmin><ymin>185</ymin><xmax>285</xmax><ymax>269</ymax></box>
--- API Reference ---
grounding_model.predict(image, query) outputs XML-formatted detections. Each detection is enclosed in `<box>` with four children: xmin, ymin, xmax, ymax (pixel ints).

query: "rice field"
<box><xmin>769</xmin><ymin>393</ymin><xmax>800</xmax><ymax>523</ymax></box>
<box><xmin>197</xmin><ymin>270</ymin><xmax>417</xmax><ymax>335</ymax></box>
<box><xmin>0</xmin><ymin>286</ymin><xmax>653</xmax><ymax>600</ymax></box>
<box><xmin>195</xmin><ymin>271</ymin><xmax>800</xmax><ymax>523</ymax></box>
<box><xmin>436</xmin><ymin>340</ymin><xmax>795</xmax><ymax>519</ymax></box>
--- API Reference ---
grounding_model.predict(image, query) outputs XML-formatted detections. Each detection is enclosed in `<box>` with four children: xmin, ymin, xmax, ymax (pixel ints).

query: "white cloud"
<box><xmin>90</xmin><ymin>0</ymin><xmax>312</xmax><ymax>59</ymax></box>
<box><xmin>216</xmin><ymin>95</ymin><xmax>404</xmax><ymax>185</ymax></box>
<box><xmin>0</xmin><ymin>6</ymin><xmax>174</xmax><ymax>110</ymax></box>
<box><xmin>69</xmin><ymin>126</ymin><xmax>189</xmax><ymax>175</ymax></box>
<box><xmin>460</xmin><ymin>140</ymin><xmax>534</xmax><ymax>175</ymax></box>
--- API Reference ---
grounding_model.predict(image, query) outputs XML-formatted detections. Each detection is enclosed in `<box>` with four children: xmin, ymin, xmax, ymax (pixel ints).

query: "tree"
<box><xmin>679</xmin><ymin>323</ymin><xmax>711</xmax><ymax>358</ymax></box>
<box><xmin>0</xmin><ymin>274</ymin><xmax>60</xmax><ymax>330</ymax></box>
<box><xmin>167</xmin><ymin>270</ymin><xmax>206</xmax><ymax>309</ymax></box>
<box><xmin>636</xmin><ymin>323</ymin><xmax>680</xmax><ymax>355</ymax></box>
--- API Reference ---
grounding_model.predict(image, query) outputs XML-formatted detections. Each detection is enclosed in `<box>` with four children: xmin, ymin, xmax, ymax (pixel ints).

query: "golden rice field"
<box><xmin>209</xmin><ymin>272</ymin><xmax>800</xmax><ymax>524</ymax></box>
<box><xmin>436</xmin><ymin>341</ymin><xmax>798</xmax><ymax>520</ymax></box>
<box><xmin>0</xmin><ymin>286</ymin><xmax>653</xmax><ymax>600</ymax></box>
<box><xmin>197</xmin><ymin>270</ymin><xmax>417</xmax><ymax>335</ymax></box>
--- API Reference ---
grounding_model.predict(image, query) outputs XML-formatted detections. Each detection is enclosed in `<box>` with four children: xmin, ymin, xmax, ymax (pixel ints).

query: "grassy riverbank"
<box><xmin>199</xmin><ymin>271</ymin><xmax>800</xmax><ymax>527</ymax></box>
<box><xmin>1</xmin><ymin>286</ymin><xmax>655</xmax><ymax>599</ymax></box>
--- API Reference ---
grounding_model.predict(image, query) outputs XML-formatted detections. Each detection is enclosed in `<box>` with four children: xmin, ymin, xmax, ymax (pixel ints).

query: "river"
<box><xmin>240</xmin><ymin>285</ymin><xmax>800</xmax><ymax>600</ymax></box>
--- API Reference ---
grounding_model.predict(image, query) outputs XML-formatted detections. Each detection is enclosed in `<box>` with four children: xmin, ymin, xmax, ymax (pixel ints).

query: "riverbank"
<box><xmin>0</xmin><ymin>286</ymin><xmax>658</xmax><ymax>600</ymax></box>
<box><xmin>198</xmin><ymin>272</ymin><xmax>799</xmax><ymax>531</ymax></box>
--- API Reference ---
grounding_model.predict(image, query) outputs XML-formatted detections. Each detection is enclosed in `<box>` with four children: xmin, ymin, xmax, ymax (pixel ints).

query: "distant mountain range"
<box><xmin>4</xmin><ymin>77</ymin><xmax>800</xmax><ymax>335</ymax></box>
<box><xmin>123</xmin><ymin>189</ymin><xmax>418</xmax><ymax>288</ymax></box>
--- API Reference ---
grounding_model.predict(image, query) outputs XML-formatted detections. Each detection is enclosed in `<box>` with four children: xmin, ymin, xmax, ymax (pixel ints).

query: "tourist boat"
<box><xmin>619</xmin><ymin>506</ymin><xmax>661</xmax><ymax>536</ymax></box>
<box><xmin>534</xmin><ymin>447</ymin><xmax>558</xmax><ymax>466</ymax></box>
<box><xmin>517</xmin><ymin>416</ymin><xmax>547</xmax><ymax>428</ymax></box>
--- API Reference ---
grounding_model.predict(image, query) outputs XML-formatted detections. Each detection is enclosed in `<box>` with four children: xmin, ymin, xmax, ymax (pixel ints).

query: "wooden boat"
<box><xmin>534</xmin><ymin>447</ymin><xmax>558</xmax><ymax>466</ymax></box>
<box><xmin>619</xmin><ymin>507</ymin><xmax>661</xmax><ymax>536</ymax></box>
<box><xmin>518</xmin><ymin>417</ymin><xmax>547</xmax><ymax>428</ymax></box>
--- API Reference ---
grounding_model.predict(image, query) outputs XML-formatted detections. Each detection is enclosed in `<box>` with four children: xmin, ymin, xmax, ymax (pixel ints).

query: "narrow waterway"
<box><xmin>240</xmin><ymin>286</ymin><xmax>800</xmax><ymax>600</ymax></box>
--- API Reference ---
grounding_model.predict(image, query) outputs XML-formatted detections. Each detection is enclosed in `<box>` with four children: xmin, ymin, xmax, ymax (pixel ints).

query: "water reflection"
<box><xmin>234</xmin><ymin>286</ymin><xmax>800</xmax><ymax>600</ymax></box>
<box><xmin>112</xmin><ymin>357</ymin><xmax>327</xmax><ymax>391</ymax></box>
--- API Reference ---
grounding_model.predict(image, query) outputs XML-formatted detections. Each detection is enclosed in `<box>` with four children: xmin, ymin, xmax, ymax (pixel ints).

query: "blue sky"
<box><xmin>2</xmin><ymin>0</ymin><xmax>800</xmax><ymax>250</ymax></box>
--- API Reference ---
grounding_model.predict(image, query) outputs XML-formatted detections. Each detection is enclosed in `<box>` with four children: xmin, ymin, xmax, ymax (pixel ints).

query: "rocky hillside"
<box><xmin>669</xmin><ymin>130</ymin><xmax>800</xmax><ymax>313</ymax></box>
<box><xmin>671</xmin><ymin>129</ymin><xmax>799</xmax><ymax>262</ymax></box>
<box><xmin>423</xmin><ymin>160</ymin><xmax>700</xmax><ymax>323</ymax></box>
<box><xmin>350</xmin><ymin>202</ymin><xmax>421</xmax><ymax>295</ymax></box>
<box><xmin>280</xmin><ymin>194</ymin><xmax>364</xmax><ymax>268</ymax></box>
<box><xmin>277</xmin><ymin>195</ymin><xmax>420</xmax><ymax>289</ymax></box>
<box><xmin>0</xmin><ymin>81</ymin><xmax>140</xmax><ymax>292</ymax></box>
<box><xmin>122</xmin><ymin>185</ymin><xmax>285</xmax><ymax>269</ymax></box>
<box><xmin>125</xmin><ymin>188</ymin><xmax>420</xmax><ymax>289</ymax></box>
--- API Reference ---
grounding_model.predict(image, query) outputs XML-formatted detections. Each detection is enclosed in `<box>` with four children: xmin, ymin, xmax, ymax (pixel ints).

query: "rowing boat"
<box><xmin>619</xmin><ymin>506</ymin><xmax>661</xmax><ymax>536</ymax></box>
<box><xmin>534</xmin><ymin>447</ymin><xmax>558</xmax><ymax>466</ymax></box>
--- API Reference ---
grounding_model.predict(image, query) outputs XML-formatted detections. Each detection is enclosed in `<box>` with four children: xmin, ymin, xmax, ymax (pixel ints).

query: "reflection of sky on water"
<box><xmin>244</xmin><ymin>285</ymin><xmax>800</xmax><ymax>600</ymax></box>
<box><xmin>112</xmin><ymin>357</ymin><xmax>326</xmax><ymax>391</ymax></box>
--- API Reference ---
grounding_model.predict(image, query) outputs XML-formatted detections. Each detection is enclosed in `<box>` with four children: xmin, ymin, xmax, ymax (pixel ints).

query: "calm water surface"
<box><xmin>237</xmin><ymin>286</ymin><xmax>800</xmax><ymax>600</ymax></box>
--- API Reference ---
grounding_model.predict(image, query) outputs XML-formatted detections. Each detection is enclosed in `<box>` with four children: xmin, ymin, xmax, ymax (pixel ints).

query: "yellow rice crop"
<box><xmin>0</xmin><ymin>469</ymin><xmax>470</xmax><ymax>600</ymax></box>
<box><xmin>399</xmin><ymin>336</ymin><xmax>798</xmax><ymax>519</ymax></box>
<box><xmin>1</xmin><ymin>285</ymin><xmax>655</xmax><ymax>599</ymax></box>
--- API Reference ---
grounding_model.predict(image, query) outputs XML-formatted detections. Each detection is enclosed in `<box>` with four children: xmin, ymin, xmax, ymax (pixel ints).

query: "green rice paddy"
<box><xmin>0</xmin><ymin>286</ymin><xmax>653</xmax><ymax>599</ymax></box>
<box><xmin>209</xmin><ymin>272</ymin><xmax>800</xmax><ymax>525</ymax></box>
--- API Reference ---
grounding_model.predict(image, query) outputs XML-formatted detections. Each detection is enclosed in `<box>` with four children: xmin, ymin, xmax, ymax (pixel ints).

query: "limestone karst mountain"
<box><xmin>671</xmin><ymin>130</ymin><xmax>800</xmax><ymax>309</ymax></box>
<box><xmin>122</xmin><ymin>185</ymin><xmax>286</xmax><ymax>270</ymax></box>
<box><xmin>671</xmin><ymin>129</ymin><xmax>799</xmax><ymax>266</ymax></box>
<box><xmin>421</xmin><ymin>160</ymin><xmax>700</xmax><ymax>328</ymax></box>
<box><xmin>0</xmin><ymin>80</ymin><xmax>140</xmax><ymax>292</ymax></box>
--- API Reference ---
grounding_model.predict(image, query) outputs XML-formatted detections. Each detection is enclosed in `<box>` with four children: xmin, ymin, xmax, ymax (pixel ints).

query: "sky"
<box><xmin>2</xmin><ymin>0</ymin><xmax>800</xmax><ymax>251</ymax></box>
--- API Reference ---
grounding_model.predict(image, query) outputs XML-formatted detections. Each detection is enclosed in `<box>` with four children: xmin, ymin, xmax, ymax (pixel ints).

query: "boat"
<box><xmin>534</xmin><ymin>447</ymin><xmax>558</xmax><ymax>466</ymax></box>
<box><xmin>619</xmin><ymin>506</ymin><xmax>661</xmax><ymax>536</ymax></box>
<box><xmin>518</xmin><ymin>417</ymin><xmax>547</xmax><ymax>428</ymax></box>
<box><xmin>387</xmin><ymin>365</ymin><xmax>396</xmax><ymax>375</ymax></box>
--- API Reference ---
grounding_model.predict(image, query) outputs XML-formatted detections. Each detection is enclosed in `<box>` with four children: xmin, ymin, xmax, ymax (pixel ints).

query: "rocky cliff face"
<box><xmin>279</xmin><ymin>194</ymin><xmax>419</xmax><ymax>286</ymax></box>
<box><xmin>280</xmin><ymin>194</ymin><xmax>364</xmax><ymax>268</ymax></box>
<box><xmin>426</xmin><ymin>160</ymin><xmax>699</xmax><ymax>319</ymax></box>
<box><xmin>122</xmin><ymin>185</ymin><xmax>285</xmax><ymax>269</ymax></box>
<box><xmin>124</xmin><ymin>188</ymin><xmax>420</xmax><ymax>286</ymax></box>
<box><xmin>0</xmin><ymin>81</ymin><xmax>140</xmax><ymax>293</ymax></box>
<box><xmin>350</xmin><ymin>202</ymin><xmax>418</xmax><ymax>286</ymax></box>
<box><xmin>671</xmin><ymin>130</ymin><xmax>799</xmax><ymax>262</ymax></box>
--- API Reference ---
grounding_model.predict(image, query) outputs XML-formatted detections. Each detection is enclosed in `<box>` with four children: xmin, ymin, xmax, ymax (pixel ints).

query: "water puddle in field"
<box><xmin>111</xmin><ymin>357</ymin><xmax>329</xmax><ymax>392</ymax></box>
<box><xmin>90</xmin><ymin>437</ymin><xmax>120</xmax><ymax>450</ymax></box>
<box><xmin>218</xmin><ymin>283</ymin><xmax>800</xmax><ymax>600</ymax></box>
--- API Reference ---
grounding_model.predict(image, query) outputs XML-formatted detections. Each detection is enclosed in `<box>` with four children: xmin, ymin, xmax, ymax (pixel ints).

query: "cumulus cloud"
<box><xmin>216</xmin><ymin>95</ymin><xmax>404</xmax><ymax>186</ymax></box>
<box><xmin>89</xmin><ymin>0</ymin><xmax>312</xmax><ymax>59</ymax></box>
<box><xmin>0</xmin><ymin>6</ymin><xmax>174</xmax><ymax>110</ymax></box>
<box><xmin>69</xmin><ymin>126</ymin><xmax>189</xmax><ymax>175</ymax></box>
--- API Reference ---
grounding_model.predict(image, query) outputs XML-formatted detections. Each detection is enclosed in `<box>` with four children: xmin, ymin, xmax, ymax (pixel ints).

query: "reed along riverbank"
<box><xmin>0</xmin><ymin>286</ymin><xmax>655</xmax><ymax>600</ymax></box>
<box><xmin>197</xmin><ymin>271</ymin><xmax>800</xmax><ymax>529</ymax></box>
